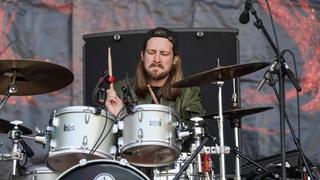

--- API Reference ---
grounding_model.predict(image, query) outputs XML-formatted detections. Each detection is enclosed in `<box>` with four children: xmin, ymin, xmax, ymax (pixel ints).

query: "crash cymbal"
<box><xmin>0</xmin><ymin>119</ymin><xmax>33</xmax><ymax>135</ymax></box>
<box><xmin>202</xmin><ymin>106</ymin><xmax>273</xmax><ymax>119</ymax></box>
<box><xmin>0</xmin><ymin>59</ymin><xmax>74</xmax><ymax>95</ymax></box>
<box><xmin>172</xmin><ymin>62</ymin><xmax>270</xmax><ymax>88</ymax></box>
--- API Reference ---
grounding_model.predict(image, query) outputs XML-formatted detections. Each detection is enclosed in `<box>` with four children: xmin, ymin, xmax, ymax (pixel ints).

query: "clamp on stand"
<box><xmin>0</xmin><ymin>70</ymin><xmax>18</xmax><ymax>114</ymax></box>
<box><xmin>8</xmin><ymin>120</ymin><xmax>24</xmax><ymax>176</ymax></box>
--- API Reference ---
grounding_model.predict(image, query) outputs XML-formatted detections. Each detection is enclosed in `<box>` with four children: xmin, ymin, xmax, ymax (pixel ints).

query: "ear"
<box><xmin>140</xmin><ymin>51</ymin><xmax>144</xmax><ymax>61</ymax></box>
<box><xmin>173</xmin><ymin>55</ymin><xmax>178</xmax><ymax>64</ymax></box>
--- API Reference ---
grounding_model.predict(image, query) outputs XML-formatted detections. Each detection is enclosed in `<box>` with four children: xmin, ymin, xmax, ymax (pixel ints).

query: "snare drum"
<box><xmin>119</xmin><ymin>104</ymin><xmax>181</xmax><ymax>167</ymax></box>
<box><xmin>12</xmin><ymin>165</ymin><xmax>59</xmax><ymax>180</ymax></box>
<box><xmin>47</xmin><ymin>106</ymin><xmax>116</xmax><ymax>172</ymax></box>
<box><xmin>56</xmin><ymin>159</ymin><xmax>150</xmax><ymax>180</ymax></box>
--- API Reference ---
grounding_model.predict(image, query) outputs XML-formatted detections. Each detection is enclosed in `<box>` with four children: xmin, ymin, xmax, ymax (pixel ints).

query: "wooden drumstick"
<box><xmin>108</xmin><ymin>47</ymin><xmax>114</xmax><ymax>89</ymax></box>
<box><xmin>147</xmin><ymin>84</ymin><xmax>159</xmax><ymax>104</ymax></box>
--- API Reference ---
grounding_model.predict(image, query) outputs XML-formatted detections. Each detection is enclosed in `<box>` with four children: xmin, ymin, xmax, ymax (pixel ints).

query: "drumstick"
<box><xmin>108</xmin><ymin>47</ymin><xmax>114</xmax><ymax>89</ymax></box>
<box><xmin>147</xmin><ymin>84</ymin><xmax>159</xmax><ymax>104</ymax></box>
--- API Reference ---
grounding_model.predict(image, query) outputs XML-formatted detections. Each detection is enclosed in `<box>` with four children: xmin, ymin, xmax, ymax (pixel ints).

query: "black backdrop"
<box><xmin>83</xmin><ymin>28</ymin><xmax>239</xmax><ymax>174</ymax></box>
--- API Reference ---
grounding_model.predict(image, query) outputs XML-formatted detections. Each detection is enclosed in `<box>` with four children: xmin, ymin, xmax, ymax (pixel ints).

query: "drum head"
<box><xmin>57</xmin><ymin>159</ymin><xmax>150</xmax><ymax>180</ymax></box>
<box><xmin>47</xmin><ymin>152</ymin><xmax>106</xmax><ymax>173</ymax></box>
<box><xmin>122</xmin><ymin>144</ymin><xmax>179</xmax><ymax>167</ymax></box>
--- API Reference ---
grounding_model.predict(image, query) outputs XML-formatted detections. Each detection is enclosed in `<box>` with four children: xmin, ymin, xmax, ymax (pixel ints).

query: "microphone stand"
<box><xmin>268</xmin><ymin>75</ymin><xmax>314</xmax><ymax>178</ymax></box>
<box><xmin>248</xmin><ymin>4</ymin><xmax>312</xmax><ymax>179</ymax></box>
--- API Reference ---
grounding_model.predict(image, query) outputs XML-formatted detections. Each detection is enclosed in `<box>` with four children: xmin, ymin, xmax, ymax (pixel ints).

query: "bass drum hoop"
<box><xmin>56</xmin><ymin>159</ymin><xmax>150</xmax><ymax>180</ymax></box>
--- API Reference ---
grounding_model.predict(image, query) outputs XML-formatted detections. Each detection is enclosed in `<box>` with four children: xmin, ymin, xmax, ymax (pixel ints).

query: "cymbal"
<box><xmin>202</xmin><ymin>106</ymin><xmax>274</xmax><ymax>119</ymax></box>
<box><xmin>0</xmin><ymin>59</ymin><xmax>74</xmax><ymax>95</ymax></box>
<box><xmin>172</xmin><ymin>62</ymin><xmax>270</xmax><ymax>88</ymax></box>
<box><xmin>0</xmin><ymin>119</ymin><xmax>33</xmax><ymax>135</ymax></box>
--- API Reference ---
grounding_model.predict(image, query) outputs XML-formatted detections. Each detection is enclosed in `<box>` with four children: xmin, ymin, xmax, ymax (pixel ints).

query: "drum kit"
<box><xmin>0</xmin><ymin>58</ymin><xmax>274</xmax><ymax>180</ymax></box>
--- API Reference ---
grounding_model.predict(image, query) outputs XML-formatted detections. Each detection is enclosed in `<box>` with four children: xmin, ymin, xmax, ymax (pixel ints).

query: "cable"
<box><xmin>281</xmin><ymin>49</ymin><xmax>303</xmax><ymax>179</ymax></box>
<box><xmin>90</xmin><ymin>106</ymin><xmax>124</xmax><ymax>156</ymax></box>
<box><xmin>89</xmin><ymin>109</ymin><xmax>110</xmax><ymax>156</ymax></box>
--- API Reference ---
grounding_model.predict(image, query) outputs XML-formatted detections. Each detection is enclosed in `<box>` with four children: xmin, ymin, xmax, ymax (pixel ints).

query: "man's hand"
<box><xmin>105</xmin><ymin>88</ymin><xmax>123</xmax><ymax>116</ymax></box>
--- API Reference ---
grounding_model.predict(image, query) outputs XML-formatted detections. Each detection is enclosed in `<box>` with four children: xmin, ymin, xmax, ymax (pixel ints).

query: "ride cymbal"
<box><xmin>0</xmin><ymin>59</ymin><xmax>74</xmax><ymax>95</ymax></box>
<box><xmin>0</xmin><ymin>119</ymin><xmax>33</xmax><ymax>135</ymax></box>
<box><xmin>202</xmin><ymin>106</ymin><xmax>274</xmax><ymax>119</ymax></box>
<box><xmin>172</xmin><ymin>62</ymin><xmax>270</xmax><ymax>88</ymax></box>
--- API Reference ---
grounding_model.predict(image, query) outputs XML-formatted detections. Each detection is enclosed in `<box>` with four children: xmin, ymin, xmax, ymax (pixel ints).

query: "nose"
<box><xmin>153</xmin><ymin>52</ymin><xmax>161</xmax><ymax>63</ymax></box>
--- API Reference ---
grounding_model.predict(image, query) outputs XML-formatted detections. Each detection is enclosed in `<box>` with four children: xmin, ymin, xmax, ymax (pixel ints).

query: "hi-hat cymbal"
<box><xmin>0</xmin><ymin>119</ymin><xmax>33</xmax><ymax>135</ymax></box>
<box><xmin>172</xmin><ymin>62</ymin><xmax>270</xmax><ymax>88</ymax></box>
<box><xmin>202</xmin><ymin>106</ymin><xmax>274</xmax><ymax>119</ymax></box>
<box><xmin>0</xmin><ymin>59</ymin><xmax>74</xmax><ymax>95</ymax></box>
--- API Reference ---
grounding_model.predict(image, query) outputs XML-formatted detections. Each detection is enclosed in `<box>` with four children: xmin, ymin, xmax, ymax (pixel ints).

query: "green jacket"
<box><xmin>113</xmin><ymin>80</ymin><xmax>204</xmax><ymax>123</ymax></box>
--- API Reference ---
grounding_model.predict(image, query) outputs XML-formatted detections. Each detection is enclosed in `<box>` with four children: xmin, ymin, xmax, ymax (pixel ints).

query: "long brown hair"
<box><xmin>134</xmin><ymin>53</ymin><xmax>183</xmax><ymax>100</ymax></box>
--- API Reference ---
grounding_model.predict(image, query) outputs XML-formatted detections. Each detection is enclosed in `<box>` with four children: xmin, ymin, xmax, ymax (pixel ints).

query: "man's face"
<box><xmin>142</xmin><ymin>37</ymin><xmax>176</xmax><ymax>81</ymax></box>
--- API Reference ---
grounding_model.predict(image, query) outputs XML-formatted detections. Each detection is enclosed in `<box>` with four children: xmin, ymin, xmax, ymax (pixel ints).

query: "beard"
<box><xmin>145</xmin><ymin>63</ymin><xmax>171</xmax><ymax>80</ymax></box>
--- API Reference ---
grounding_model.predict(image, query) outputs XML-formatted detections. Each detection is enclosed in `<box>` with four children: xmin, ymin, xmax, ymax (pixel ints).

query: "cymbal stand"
<box><xmin>0</xmin><ymin>70</ymin><xmax>18</xmax><ymax>114</ymax></box>
<box><xmin>208</xmin><ymin>79</ymin><xmax>227</xmax><ymax>180</ymax></box>
<box><xmin>231</xmin><ymin>78</ymin><xmax>241</xmax><ymax>180</ymax></box>
<box><xmin>8</xmin><ymin>120</ymin><xmax>24</xmax><ymax>176</ymax></box>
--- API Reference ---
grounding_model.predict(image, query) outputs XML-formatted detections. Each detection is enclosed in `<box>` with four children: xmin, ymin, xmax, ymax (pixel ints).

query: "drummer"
<box><xmin>105</xmin><ymin>27</ymin><xmax>204</xmax><ymax>122</ymax></box>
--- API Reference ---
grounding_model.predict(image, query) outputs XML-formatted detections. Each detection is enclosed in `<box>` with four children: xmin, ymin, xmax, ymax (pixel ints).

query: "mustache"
<box><xmin>149</xmin><ymin>63</ymin><xmax>164</xmax><ymax>69</ymax></box>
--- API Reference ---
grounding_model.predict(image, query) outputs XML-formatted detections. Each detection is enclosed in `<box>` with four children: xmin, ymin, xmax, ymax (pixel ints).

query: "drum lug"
<box><xmin>118</xmin><ymin>121</ymin><xmax>124</xmax><ymax>130</ymax></box>
<box><xmin>169</xmin><ymin>132</ymin><xmax>173</xmax><ymax>146</ymax></box>
<box><xmin>138</xmin><ymin>112</ymin><xmax>143</xmax><ymax>122</ymax></box>
<box><xmin>119</xmin><ymin>158</ymin><xmax>129</xmax><ymax>166</ymax></box>
<box><xmin>112</xmin><ymin>124</ymin><xmax>118</xmax><ymax>133</ymax></box>
<box><xmin>85</xmin><ymin>113</ymin><xmax>90</xmax><ymax>124</ymax></box>
<box><xmin>82</xmin><ymin>135</ymin><xmax>88</xmax><ymax>147</ymax></box>
<box><xmin>118</xmin><ymin>137</ymin><xmax>124</xmax><ymax>147</ymax></box>
<box><xmin>138</xmin><ymin>128</ymin><xmax>143</xmax><ymax>142</ymax></box>
<box><xmin>51</xmin><ymin>117</ymin><xmax>59</xmax><ymax>127</ymax></box>
<box><xmin>79</xmin><ymin>158</ymin><xmax>87</xmax><ymax>166</ymax></box>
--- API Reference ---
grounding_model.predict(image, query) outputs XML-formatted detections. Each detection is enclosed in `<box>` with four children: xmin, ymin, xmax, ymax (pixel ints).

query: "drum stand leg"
<box><xmin>231</xmin><ymin>147</ymin><xmax>277</xmax><ymax>178</ymax></box>
<box><xmin>233</xmin><ymin>126</ymin><xmax>241</xmax><ymax>180</ymax></box>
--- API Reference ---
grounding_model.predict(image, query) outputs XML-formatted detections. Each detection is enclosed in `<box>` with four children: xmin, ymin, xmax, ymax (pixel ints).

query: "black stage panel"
<box><xmin>83</xmin><ymin>28</ymin><xmax>239</xmax><ymax>175</ymax></box>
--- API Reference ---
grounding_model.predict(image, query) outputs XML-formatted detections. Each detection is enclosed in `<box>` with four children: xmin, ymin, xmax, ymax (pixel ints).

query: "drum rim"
<box><xmin>54</xmin><ymin>106</ymin><xmax>107</xmax><ymax>116</ymax></box>
<box><xmin>122</xmin><ymin>104</ymin><xmax>178</xmax><ymax>117</ymax></box>
<box><xmin>56</xmin><ymin>159</ymin><xmax>150</xmax><ymax>180</ymax></box>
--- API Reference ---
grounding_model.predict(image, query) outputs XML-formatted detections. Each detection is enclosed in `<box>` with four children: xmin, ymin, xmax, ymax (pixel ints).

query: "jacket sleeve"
<box><xmin>178</xmin><ymin>86</ymin><xmax>204</xmax><ymax>123</ymax></box>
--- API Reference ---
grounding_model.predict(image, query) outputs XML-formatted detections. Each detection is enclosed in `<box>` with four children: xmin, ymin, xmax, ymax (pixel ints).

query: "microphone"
<box><xmin>121</xmin><ymin>85</ymin><xmax>131</xmax><ymax>113</ymax></box>
<box><xmin>256</xmin><ymin>60</ymin><xmax>279</xmax><ymax>91</ymax></box>
<box><xmin>283</xmin><ymin>62</ymin><xmax>302</xmax><ymax>92</ymax></box>
<box><xmin>239</xmin><ymin>0</ymin><xmax>253</xmax><ymax>24</ymax></box>
<box><xmin>92</xmin><ymin>71</ymin><xmax>109</xmax><ymax>105</ymax></box>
